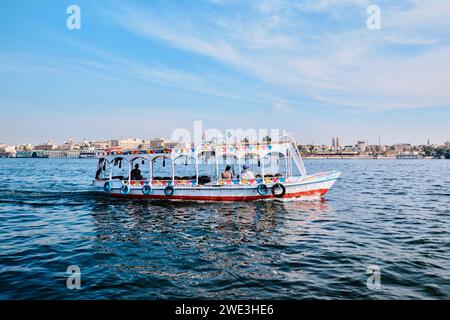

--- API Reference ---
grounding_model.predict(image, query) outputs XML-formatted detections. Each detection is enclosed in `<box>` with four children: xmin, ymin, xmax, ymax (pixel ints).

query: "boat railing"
<box><xmin>128</xmin><ymin>180</ymin><xmax>147</xmax><ymax>186</ymax></box>
<box><xmin>217</xmin><ymin>177</ymin><xmax>286</xmax><ymax>186</ymax></box>
<box><xmin>119</xmin><ymin>177</ymin><xmax>287</xmax><ymax>188</ymax></box>
<box><xmin>151</xmin><ymin>179</ymin><xmax>197</xmax><ymax>187</ymax></box>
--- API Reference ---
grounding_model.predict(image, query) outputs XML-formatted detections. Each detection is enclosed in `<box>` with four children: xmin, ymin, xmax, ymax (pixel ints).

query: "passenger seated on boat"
<box><xmin>130</xmin><ymin>164</ymin><xmax>143</xmax><ymax>180</ymax></box>
<box><xmin>221</xmin><ymin>165</ymin><xmax>233</xmax><ymax>179</ymax></box>
<box><xmin>241</xmin><ymin>164</ymin><xmax>255</xmax><ymax>180</ymax></box>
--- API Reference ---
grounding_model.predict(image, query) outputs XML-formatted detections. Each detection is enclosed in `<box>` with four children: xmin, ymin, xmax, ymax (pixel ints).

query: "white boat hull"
<box><xmin>93</xmin><ymin>171</ymin><xmax>341</xmax><ymax>202</ymax></box>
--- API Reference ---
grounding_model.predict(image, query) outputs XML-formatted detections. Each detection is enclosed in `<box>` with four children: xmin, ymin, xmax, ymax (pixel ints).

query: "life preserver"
<box><xmin>120</xmin><ymin>184</ymin><xmax>130</xmax><ymax>195</ymax></box>
<box><xmin>271</xmin><ymin>183</ymin><xmax>286</xmax><ymax>198</ymax></box>
<box><xmin>257</xmin><ymin>183</ymin><xmax>268</xmax><ymax>195</ymax></box>
<box><xmin>142</xmin><ymin>184</ymin><xmax>152</xmax><ymax>195</ymax></box>
<box><xmin>103</xmin><ymin>181</ymin><xmax>112</xmax><ymax>192</ymax></box>
<box><xmin>164</xmin><ymin>185</ymin><xmax>174</xmax><ymax>196</ymax></box>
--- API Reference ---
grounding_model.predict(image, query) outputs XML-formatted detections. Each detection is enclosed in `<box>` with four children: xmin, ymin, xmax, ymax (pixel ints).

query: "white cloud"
<box><xmin>106</xmin><ymin>0</ymin><xmax>450</xmax><ymax>110</ymax></box>
<box><xmin>296</xmin><ymin>0</ymin><xmax>370</xmax><ymax>13</ymax></box>
<box><xmin>273</xmin><ymin>101</ymin><xmax>292</xmax><ymax>113</ymax></box>
<box><xmin>383</xmin><ymin>35</ymin><xmax>436</xmax><ymax>46</ymax></box>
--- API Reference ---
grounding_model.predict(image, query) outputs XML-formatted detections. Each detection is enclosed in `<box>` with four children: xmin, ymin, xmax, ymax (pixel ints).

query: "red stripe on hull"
<box><xmin>110</xmin><ymin>188</ymin><xmax>330</xmax><ymax>201</ymax></box>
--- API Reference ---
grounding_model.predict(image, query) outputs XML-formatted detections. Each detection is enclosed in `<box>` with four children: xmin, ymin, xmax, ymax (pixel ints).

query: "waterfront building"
<box><xmin>394</xmin><ymin>143</ymin><xmax>412</xmax><ymax>152</ymax></box>
<box><xmin>367</xmin><ymin>144</ymin><xmax>385</xmax><ymax>154</ymax></box>
<box><xmin>16</xmin><ymin>144</ymin><xmax>33</xmax><ymax>151</ymax></box>
<box><xmin>163</xmin><ymin>140</ymin><xmax>181</xmax><ymax>149</ymax></box>
<box><xmin>111</xmin><ymin>138</ymin><xmax>142</xmax><ymax>149</ymax></box>
<box><xmin>385</xmin><ymin>148</ymin><xmax>400</xmax><ymax>157</ymax></box>
<box><xmin>0</xmin><ymin>144</ymin><xmax>16</xmax><ymax>157</ymax></box>
<box><xmin>90</xmin><ymin>140</ymin><xmax>110</xmax><ymax>151</ymax></box>
<box><xmin>149</xmin><ymin>138</ymin><xmax>166</xmax><ymax>149</ymax></box>
<box><xmin>343</xmin><ymin>145</ymin><xmax>356</xmax><ymax>152</ymax></box>
<box><xmin>357</xmin><ymin>140</ymin><xmax>367</xmax><ymax>154</ymax></box>
<box><xmin>35</xmin><ymin>141</ymin><xmax>57</xmax><ymax>151</ymax></box>
<box><xmin>136</xmin><ymin>139</ymin><xmax>153</xmax><ymax>149</ymax></box>
<box><xmin>59</xmin><ymin>139</ymin><xmax>79</xmax><ymax>150</ymax></box>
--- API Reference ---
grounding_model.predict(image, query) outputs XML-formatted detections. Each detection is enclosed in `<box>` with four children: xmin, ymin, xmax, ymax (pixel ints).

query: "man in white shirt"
<box><xmin>241</xmin><ymin>164</ymin><xmax>255</xmax><ymax>180</ymax></box>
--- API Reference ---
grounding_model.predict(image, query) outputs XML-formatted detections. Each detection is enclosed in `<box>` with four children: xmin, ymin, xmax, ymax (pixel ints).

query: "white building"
<box><xmin>90</xmin><ymin>140</ymin><xmax>111</xmax><ymax>150</ymax></box>
<box><xmin>357</xmin><ymin>140</ymin><xmax>367</xmax><ymax>154</ymax></box>
<box><xmin>16</xmin><ymin>144</ymin><xmax>33</xmax><ymax>151</ymax></box>
<box><xmin>111</xmin><ymin>138</ymin><xmax>142</xmax><ymax>149</ymax></box>
<box><xmin>60</xmin><ymin>139</ymin><xmax>77</xmax><ymax>150</ymax></box>
<box><xmin>0</xmin><ymin>144</ymin><xmax>16</xmax><ymax>157</ymax></box>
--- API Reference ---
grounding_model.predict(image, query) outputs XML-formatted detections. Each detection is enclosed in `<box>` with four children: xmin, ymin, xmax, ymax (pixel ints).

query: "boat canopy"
<box><xmin>98</xmin><ymin>141</ymin><xmax>307</xmax><ymax>177</ymax></box>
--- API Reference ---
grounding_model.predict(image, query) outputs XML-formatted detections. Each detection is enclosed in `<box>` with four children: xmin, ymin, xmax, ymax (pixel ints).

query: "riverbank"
<box><xmin>2</xmin><ymin>156</ymin><xmax>448</xmax><ymax>160</ymax></box>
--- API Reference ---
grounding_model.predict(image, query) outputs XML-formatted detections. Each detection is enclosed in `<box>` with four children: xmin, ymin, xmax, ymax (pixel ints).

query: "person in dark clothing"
<box><xmin>95</xmin><ymin>168</ymin><xmax>102</xmax><ymax>179</ymax></box>
<box><xmin>130</xmin><ymin>164</ymin><xmax>143</xmax><ymax>180</ymax></box>
<box><xmin>95</xmin><ymin>159</ymin><xmax>104</xmax><ymax>179</ymax></box>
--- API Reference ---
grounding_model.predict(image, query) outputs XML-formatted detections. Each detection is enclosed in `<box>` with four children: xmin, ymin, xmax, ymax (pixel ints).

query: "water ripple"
<box><xmin>0</xmin><ymin>158</ymin><xmax>449</xmax><ymax>299</ymax></box>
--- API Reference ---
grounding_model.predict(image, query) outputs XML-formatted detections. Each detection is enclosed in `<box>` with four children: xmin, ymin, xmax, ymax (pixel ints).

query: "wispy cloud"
<box><xmin>295</xmin><ymin>0</ymin><xmax>370</xmax><ymax>13</ymax></box>
<box><xmin>4</xmin><ymin>25</ymin><xmax>272</xmax><ymax>105</ymax></box>
<box><xmin>104</xmin><ymin>0</ymin><xmax>450</xmax><ymax>110</ymax></box>
<box><xmin>273</xmin><ymin>100</ymin><xmax>292</xmax><ymax>113</ymax></box>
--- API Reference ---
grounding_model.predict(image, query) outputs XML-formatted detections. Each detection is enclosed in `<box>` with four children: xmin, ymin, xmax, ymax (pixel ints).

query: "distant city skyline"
<box><xmin>3</xmin><ymin>133</ymin><xmax>449</xmax><ymax>159</ymax></box>
<box><xmin>2</xmin><ymin>133</ymin><xmax>449</xmax><ymax>148</ymax></box>
<box><xmin>1</xmin><ymin>1</ymin><xmax>450</xmax><ymax>145</ymax></box>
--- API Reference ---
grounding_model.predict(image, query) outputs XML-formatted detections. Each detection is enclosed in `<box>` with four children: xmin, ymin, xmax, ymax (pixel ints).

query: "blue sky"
<box><xmin>1</xmin><ymin>0</ymin><xmax>450</xmax><ymax>145</ymax></box>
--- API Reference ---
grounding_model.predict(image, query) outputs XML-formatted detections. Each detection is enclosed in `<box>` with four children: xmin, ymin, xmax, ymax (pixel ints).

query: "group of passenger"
<box><xmin>221</xmin><ymin>165</ymin><xmax>255</xmax><ymax>180</ymax></box>
<box><xmin>104</xmin><ymin>162</ymin><xmax>254</xmax><ymax>182</ymax></box>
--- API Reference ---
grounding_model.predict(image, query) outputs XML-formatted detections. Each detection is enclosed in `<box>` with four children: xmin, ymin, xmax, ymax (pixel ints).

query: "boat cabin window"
<box><xmin>262</xmin><ymin>152</ymin><xmax>290</xmax><ymax>178</ymax></box>
<box><xmin>109</xmin><ymin>157</ymin><xmax>130</xmax><ymax>180</ymax></box>
<box><xmin>173</xmin><ymin>156</ymin><xmax>196</xmax><ymax>181</ymax></box>
<box><xmin>197</xmin><ymin>151</ymin><xmax>216</xmax><ymax>184</ymax></box>
<box><xmin>151</xmin><ymin>156</ymin><xmax>173</xmax><ymax>181</ymax></box>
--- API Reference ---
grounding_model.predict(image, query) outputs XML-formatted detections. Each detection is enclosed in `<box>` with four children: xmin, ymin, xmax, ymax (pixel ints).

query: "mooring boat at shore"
<box><xmin>93</xmin><ymin>137</ymin><xmax>340</xmax><ymax>201</ymax></box>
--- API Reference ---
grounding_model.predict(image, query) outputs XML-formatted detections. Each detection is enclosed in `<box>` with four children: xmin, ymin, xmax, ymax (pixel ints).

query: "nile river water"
<box><xmin>0</xmin><ymin>159</ymin><xmax>449</xmax><ymax>299</ymax></box>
